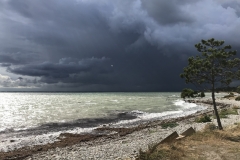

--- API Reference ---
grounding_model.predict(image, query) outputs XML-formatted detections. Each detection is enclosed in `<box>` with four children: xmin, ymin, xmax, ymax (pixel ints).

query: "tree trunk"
<box><xmin>212</xmin><ymin>87</ymin><xmax>223</xmax><ymax>130</ymax></box>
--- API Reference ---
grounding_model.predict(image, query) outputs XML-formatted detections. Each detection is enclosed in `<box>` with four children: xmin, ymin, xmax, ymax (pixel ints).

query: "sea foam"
<box><xmin>174</xmin><ymin>99</ymin><xmax>197</xmax><ymax>108</ymax></box>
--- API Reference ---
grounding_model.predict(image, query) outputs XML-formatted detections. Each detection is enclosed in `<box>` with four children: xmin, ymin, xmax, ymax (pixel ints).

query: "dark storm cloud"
<box><xmin>8</xmin><ymin>57</ymin><xmax>114</xmax><ymax>86</ymax></box>
<box><xmin>0</xmin><ymin>63</ymin><xmax>11</xmax><ymax>67</ymax></box>
<box><xmin>0</xmin><ymin>0</ymin><xmax>115</xmax><ymax>60</ymax></box>
<box><xmin>0</xmin><ymin>0</ymin><xmax>240</xmax><ymax>91</ymax></box>
<box><xmin>222</xmin><ymin>1</ymin><xmax>240</xmax><ymax>17</ymax></box>
<box><xmin>141</xmin><ymin>0</ymin><xmax>194</xmax><ymax>25</ymax></box>
<box><xmin>0</xmin><ymin>51</ymin><xmax>43</xmax><ymax>65</ymax></box>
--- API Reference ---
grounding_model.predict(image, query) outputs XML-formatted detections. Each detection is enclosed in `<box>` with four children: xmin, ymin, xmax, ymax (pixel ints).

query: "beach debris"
<box><xmin>160</xmin><ymin>127</ymin><xmax>196</xmax><ymax>143</ymax></box>
<box><xmin>159</xmin><ymin>131</ymin><xmax>179</xmax><ymax>144</ymax></box>
<box><xmin>177</xmin><ymin>127</ymin><xmax>196</xmax><ymax>140</ymax></box>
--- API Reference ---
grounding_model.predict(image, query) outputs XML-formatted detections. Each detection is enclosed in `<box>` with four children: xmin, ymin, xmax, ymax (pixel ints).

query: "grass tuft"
<box><xmin>232</xmin><ymin>105</ymin><xmax>240</xmax><ymax>109</ymax></box>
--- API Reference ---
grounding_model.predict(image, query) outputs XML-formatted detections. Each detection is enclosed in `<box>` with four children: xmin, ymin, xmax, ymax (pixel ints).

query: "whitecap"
<box><xmin>174</xmin><ymin>99</ymin><xmax>197</xmax><ymax>108</ymax></box>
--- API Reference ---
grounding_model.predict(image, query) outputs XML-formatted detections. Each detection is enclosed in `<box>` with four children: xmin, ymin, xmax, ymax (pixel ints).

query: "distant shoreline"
<box><xmin>0</xmin><ymin>91</ymin><xmax>182</xmax><ymax>93</ymax></box>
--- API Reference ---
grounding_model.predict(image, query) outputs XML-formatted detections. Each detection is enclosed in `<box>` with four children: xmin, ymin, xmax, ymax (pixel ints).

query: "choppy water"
<box><xmin>0</xmin><ymin>92</ymin><xmax>229</xmax><ymax>152</ymax></box>
<box><xmin>0</xmin><ymin>92</ymin><xmax>218</xmax><ymax>133</ymax></box>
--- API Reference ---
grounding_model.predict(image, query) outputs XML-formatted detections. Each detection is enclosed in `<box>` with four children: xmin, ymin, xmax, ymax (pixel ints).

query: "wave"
<box><xmin>115</xmin><ymin>99</ymin><xmax>207</xmax><ymax>126</ymax></box>
<box><xmin>174</xmin><ymin>99</ymin><xmax>197</xmax><ymax>108</ymax></box>
<box><xmin>0</xmin><ymin>99</ymin><xmax>209</xmax><ymax>152</ymax></box>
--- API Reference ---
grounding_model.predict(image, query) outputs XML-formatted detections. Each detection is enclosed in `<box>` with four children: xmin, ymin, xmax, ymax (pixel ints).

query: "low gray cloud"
<box><xmin>0</xmin><ymin>0</ymin><xmax>240</xmax><ymax>91</ymax></box>
<box><xmin>221</xmin><ymin>1</ymin><xmax>240</xmax><ymax>17</ymax></box>
<box><xmin>7</xmin><ymin>57</ymin><xmax>114</xmax><ymax>87</ymax></box>
<box><xmin>0</xmin><ymin>74</ymin><xmax>40</xmax><ymax>88</ymax></box>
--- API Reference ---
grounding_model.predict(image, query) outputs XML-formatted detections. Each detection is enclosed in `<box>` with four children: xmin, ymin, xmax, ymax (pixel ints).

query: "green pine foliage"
<box><xmin>180</xmin><ymin>38</ymin><xmax>240</xmax><ymax>86</ymax></box>
<box><xmin>180</xmin><ymin>38</ymin><xmax>240</xmax><ymax>130</ymax></box>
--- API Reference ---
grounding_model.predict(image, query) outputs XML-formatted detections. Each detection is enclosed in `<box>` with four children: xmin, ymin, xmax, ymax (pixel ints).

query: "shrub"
<box><xmin>161</xmin><ymin>122</ymin><xmax>178</xmax><ymax>129</ymax></box>
<box><xmin>181</xmin><ymin>88</ymin><xmax>205</xmax><ymax>99</ymax></box>
<box><xmin>200</xmin><ymin>91</ymin><xmax>205</xmax><ymax>98</ymax></box>
<box><xmin>235</xmin><ymin>96</ymin><xmax>240</xmax><ymax>101</ymax></box>
<box><xmin>181</xmin><ymin>88</ymin><xmax>194</xmax><ymax>99</ymax></box>
<box><xmin>195</xmin><ymin>114</ymin><xmax>211</xmax><ymax>123</ymax></box>
<box><xmin>224</xmin><ymin>92</ymin><xmax>235</xmax><ymax>98</ymax></box>
<box><xmin>236</xmin><ymin>86</ymin><xmax>240</xmax><ymax>94</ymax></box>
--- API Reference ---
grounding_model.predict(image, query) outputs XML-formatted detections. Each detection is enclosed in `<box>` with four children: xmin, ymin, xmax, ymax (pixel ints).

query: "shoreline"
<box><xmin>1</xmin><ymin>98</ymin><xmax>239</xmax><ymax>160</ymax></box>
<box><xmin>0</xmin><ymin>99</ymin><xmax>206</xmax><ymax>153</ymax></box>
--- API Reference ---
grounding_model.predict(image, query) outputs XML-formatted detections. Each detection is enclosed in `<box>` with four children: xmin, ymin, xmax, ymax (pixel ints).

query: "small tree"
<box><xmin>180</xmin><ymin>38</ymin><xmax>240</xmax><ymax>130</ymax></box>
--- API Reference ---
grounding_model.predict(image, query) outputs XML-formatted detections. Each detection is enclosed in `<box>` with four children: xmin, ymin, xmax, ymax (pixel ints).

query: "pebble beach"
<box><xmin>1</xmin><ymin>98</ymin><xmax>240</xmax><ymax>160</ymax></box>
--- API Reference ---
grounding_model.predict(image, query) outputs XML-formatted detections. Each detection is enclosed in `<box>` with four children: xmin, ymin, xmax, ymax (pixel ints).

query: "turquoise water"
<box><xmin>0</xmin><ymin>92</ymin><xmax>217</xmax><ymax>132</ymax></box>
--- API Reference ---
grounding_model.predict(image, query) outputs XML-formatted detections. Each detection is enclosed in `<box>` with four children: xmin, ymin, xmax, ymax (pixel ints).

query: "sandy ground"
<box><xmin>0</xmin><ymin>98</ymin><xmax>240</xmax><ymax>160</ymax></box>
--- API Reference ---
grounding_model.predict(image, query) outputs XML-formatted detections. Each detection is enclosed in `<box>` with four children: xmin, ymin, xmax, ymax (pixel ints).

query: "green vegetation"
<box><xmin>161</xmin><ymin>122</ymin><xmax>178</xmax><ymax>129</ymax></box>
<box><xmin>223</xmin><ymin>92</ymin><xmax>235</xmax><ymax>98</ymax></box>
<box><xmin>195</xmin><ymin>114</ymin><xmax>211</xmax><ymax>123</ymax></box>
<box><xmin>220</xmin><ymin>108</ymin><xmax>238</xmax><ymax>115</ymax></box>
<box><xmin>235</xmin><ymin>96</ymin><xmax>240</xmax><ymax>101</ymax></box>
<box><xmin>213</xmin><ymin>108</ymin><xmax>238</xmax><ymax>119</ymax></box>
<box><xmin>181</xmin><ymin>88</ymin><xmax>205</xmax><ymax>99</ymax></box>
<box><xmin>180</xmin><ymin>38</ymin><xmax>240</xmax><ymax>130</ymax></box>
<box><xmin>200</xmin><ymin>91</ymin><xmax>205</xmax><ymax>97</ymax></box>
<box><xmin>180</xmin><ymin>88</ymin><xmax>194</xmax><ymax>98</ymax></box>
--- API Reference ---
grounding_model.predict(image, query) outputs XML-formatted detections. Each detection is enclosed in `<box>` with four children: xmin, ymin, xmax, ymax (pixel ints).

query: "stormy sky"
<box><xmin>0</xmin><ymin>0</ymin><xmax>240</xmax><ymax>91</ymax></box>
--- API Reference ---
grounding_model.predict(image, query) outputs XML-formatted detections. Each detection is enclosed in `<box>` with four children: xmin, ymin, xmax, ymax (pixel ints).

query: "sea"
<box><xmin>0</xmin><ymin>92</ymin><xmax>215</xmax><ymax>133</ymax></box>
<box><xmin>0</xmin><ymin>92</ymin><xmax>228</xmax><ymax>151</ymax></box>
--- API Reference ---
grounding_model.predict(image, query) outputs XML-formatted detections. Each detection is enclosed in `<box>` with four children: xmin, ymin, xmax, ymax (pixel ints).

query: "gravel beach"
<box><xmin>1</xmin><ymin>98</ymin><xmax>240</xmax><ymax>160</ymax></box>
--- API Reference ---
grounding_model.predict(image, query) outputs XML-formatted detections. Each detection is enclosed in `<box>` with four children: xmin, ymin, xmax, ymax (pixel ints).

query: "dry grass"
<box><xmin>137</xmin><ymin>123</ymin><xmax>240</xmax><ymax>160</ymax></box>
<box><xmin>232</xmin><ymin>105</ymin><xmax>240</xmax><ymax>109</ymax></box>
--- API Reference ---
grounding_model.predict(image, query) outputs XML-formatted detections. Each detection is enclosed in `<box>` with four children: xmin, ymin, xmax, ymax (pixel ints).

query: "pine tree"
<box><xmin>180</xmin><ymin>38</ymin><xmax>240</xmax><ymax>130</ymax></box>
